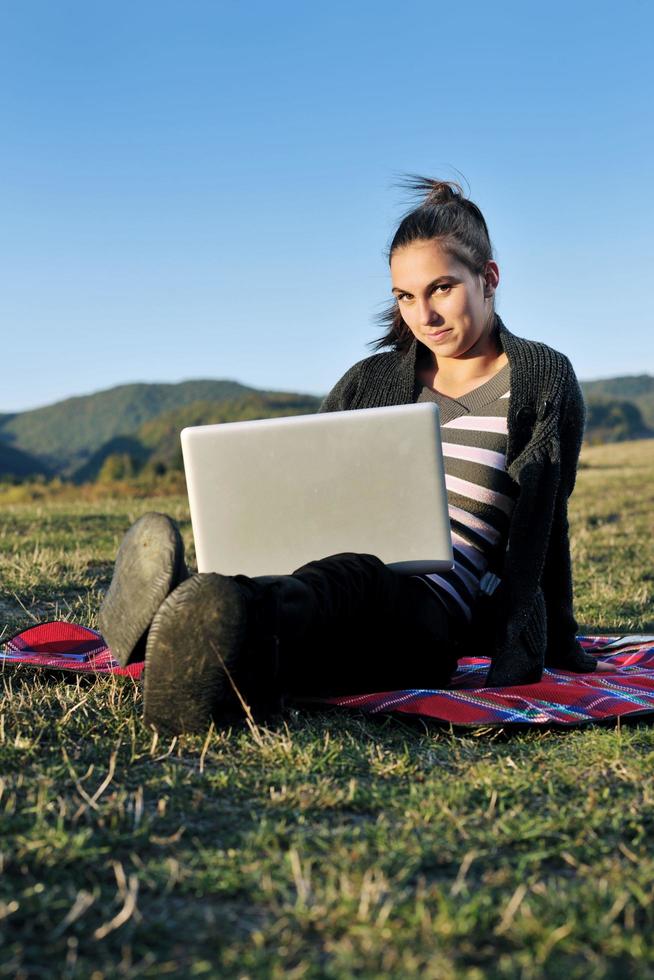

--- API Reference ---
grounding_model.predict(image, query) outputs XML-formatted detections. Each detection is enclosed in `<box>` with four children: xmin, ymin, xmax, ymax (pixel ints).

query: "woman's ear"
<box><xmin>483</xmin><ymin>261</ymin><xmax>500</xmax><ymax>297</ymax></box>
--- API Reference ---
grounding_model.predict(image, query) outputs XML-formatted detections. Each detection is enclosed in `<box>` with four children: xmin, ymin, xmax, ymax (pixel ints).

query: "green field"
<box><xmin>1</xmin><ymin>441</ymin><xmax>653</xmax><ymax>978</ymax></box>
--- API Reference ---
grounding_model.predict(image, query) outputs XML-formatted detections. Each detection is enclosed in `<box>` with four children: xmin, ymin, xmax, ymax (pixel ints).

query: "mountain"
<box><xmin>0</xmin><ymin>380</ymin><xmax>319</xmax><ymax>477</ymax></box>
<box><xmin>74</xmin><ymin>392</ymin><xmax>321</xmax><ymax>482</ymax></box>
<box><xmin>2</xmin><ymin>371</ymin><xmax>652</xmax><ymax>481</ymax></box>
<box><xmin>0</xmin><ymin>442</ymin><xmax>50</xmax><ymax>480</ymax></box>
<box><xmin>583</xmin><ymin>399</ymin><xmax>651</xmax><ymax>444</ymax></box>
<box><xmin>581</xmin><ymin>375</ymin><xmax>654</xmax><ymax>428</ymax></box>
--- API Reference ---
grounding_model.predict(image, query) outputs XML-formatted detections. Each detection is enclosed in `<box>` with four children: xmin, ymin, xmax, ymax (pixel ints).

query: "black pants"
<box><xmin>254</xmin><ymin>553</ymin><xmax>458</xmax><ymax>697</ymax></box>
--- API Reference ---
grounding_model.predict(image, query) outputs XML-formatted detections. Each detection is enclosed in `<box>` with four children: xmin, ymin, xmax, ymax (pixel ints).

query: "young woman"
<box><xmin>99</xmin><ymin>178</ymin><xmax>596</xmax><ymax>734</ymax></box>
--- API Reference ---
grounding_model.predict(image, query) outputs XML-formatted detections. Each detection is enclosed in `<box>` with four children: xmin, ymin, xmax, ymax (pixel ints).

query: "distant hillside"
<box><xmin>584</xmin><ymin>398</ymin><xmax>652</xmax><ymax>444</ymax></box>
<box><xmin>3</xmin><ymin>371</ymin><xmax>652</xmax><ymax>480</ymax></box>
<box><xmin>0</xmin><ymin>442</ymin><xmax>50</xmax><ymax>480</ymax></box>
<box><xmin>581</xmin><ymin>375</ymin><xmax>654</xmax><ymax>428</ymax></box>
<box><xmin>0</xmin><ymin>380</ymin><xmax>313</xmax><ymax>477</ymax></box>
<box><xmin>75</xmin><ymin>392</ymin><xmax>321</xmax><ymax>482</ymax></box>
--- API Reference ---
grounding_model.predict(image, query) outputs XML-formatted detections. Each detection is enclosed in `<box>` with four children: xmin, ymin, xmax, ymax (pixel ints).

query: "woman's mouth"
<box><xmin>425</xmin><ymin>328</ymin><xmax>452</xmax><ymax>342</ymax></box>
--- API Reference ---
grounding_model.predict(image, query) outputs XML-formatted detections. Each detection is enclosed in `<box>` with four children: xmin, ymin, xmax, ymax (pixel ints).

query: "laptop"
<box><xmin>181</xmin><ymin>402</ymin><xmax>453</xmax><ymax>578</ymax></box>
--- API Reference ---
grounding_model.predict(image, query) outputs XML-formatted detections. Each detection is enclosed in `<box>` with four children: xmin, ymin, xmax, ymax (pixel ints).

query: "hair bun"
<box><xmin>400</xmin><ymin>175</ymin><xmax>465</xmax><ymax>207</ymax></box>
<box><xmin>424</xmin><ymin>179</ymin><xmax>463</xmax><ymax>206</ymax></box>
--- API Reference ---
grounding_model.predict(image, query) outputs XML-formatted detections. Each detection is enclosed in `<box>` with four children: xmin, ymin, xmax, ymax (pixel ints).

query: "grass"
<box><xmin>1</xmin><ymin>440</ymin><xmax>653</xmax><ymax>978</ymax></box>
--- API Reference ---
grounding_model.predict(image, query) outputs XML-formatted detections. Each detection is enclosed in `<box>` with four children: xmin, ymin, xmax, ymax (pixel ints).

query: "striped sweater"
<box><xmin>416</xmin><ymin>363</ymin><xmax>516</xmax><ymax>621</ymax></box>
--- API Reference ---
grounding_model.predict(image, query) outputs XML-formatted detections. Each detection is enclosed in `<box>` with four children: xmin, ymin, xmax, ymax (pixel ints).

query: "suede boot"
<box><xmin>98</xmin><ymin>512</ymin><xmax>188</xmax><ymax>666</ymax></box>
<box><xmin>143</xmin><ymin>573</ymin><xmax>307</xmax><ymax>734</ymax></box>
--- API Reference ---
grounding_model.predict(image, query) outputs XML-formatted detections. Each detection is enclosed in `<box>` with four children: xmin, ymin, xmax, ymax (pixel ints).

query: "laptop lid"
<box><xmin>181</xmin><ymin>402</ymin><xmax>453</xmax><ymax>577</ymax></box>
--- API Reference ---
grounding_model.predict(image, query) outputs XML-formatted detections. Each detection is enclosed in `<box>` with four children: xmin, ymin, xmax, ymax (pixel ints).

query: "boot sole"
<box><xmin>98</xmin><ymin>512</ymin><xmax>187</xmax><ymax>666</ymax></box>
<box><xmin>143</xmin><ymin>574</ymin><xmax>248</xmax><ymax>734</ymax></box>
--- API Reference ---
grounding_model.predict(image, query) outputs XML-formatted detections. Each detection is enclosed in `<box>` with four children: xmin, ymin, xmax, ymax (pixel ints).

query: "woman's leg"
<box><xmin>98</xmin><ymin>515</ymin><xmax>458</xmax><ymax>733</ymax></box>
<box><xmin>278</xmin><ymin>553</ymin><xmax>457</xmax><ymax>696</ymax></box>
<box><xmin>142</xmin><ymin>553</ymin><xmax>458</xmax><ymax>733</ymax></box>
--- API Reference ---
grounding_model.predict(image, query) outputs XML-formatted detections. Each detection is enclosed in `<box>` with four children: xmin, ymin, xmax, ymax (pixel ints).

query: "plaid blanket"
<box><xmin>2</xmin><ymin>621</ymin><xmax>654</xmax><ymax>726</ymax></box>
<box><xmin>1</xmin><ymin>622</ymin><xmax>143</xmax><ymax>679</ymax></box>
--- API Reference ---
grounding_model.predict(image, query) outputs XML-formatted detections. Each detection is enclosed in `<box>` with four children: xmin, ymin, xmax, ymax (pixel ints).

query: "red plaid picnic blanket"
<box><xmin>1</xmin><ymin>622</ymin><xmax>143</xmax><ymax>679</ymax></box>
<box><xmin>2</xmin><ymin>622</ymin><xmax>654</xmax><ymax>726</ymax></box>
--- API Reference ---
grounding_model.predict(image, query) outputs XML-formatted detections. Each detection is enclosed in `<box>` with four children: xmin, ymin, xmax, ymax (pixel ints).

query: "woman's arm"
<box><xmin>318</xmin><ymin>359</ymin><xmax>366</xmax><ymax>413</ymax></box>
<box><xmin>542</xmin><ymin>365</ymin><xmax>597</xmax><ymax>671</ymax></box>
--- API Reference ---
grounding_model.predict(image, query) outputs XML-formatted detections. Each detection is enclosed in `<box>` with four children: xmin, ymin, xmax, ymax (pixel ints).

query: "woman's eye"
<box><xmin>396</xmin><ymin>293</ymin><xmax>412</xmax><ymax>303</ymax></box>
<box><xmin>433</xmin><ymin>284</ymin><xmax>452</xmax><ymax>294</ymax></box>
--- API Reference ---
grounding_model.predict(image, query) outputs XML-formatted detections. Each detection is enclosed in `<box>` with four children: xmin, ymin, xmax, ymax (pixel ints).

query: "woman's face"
<box><xmin>390</xmin><ymin>240</ymin><xmax>499</xmax><ymax>360</ymax></box>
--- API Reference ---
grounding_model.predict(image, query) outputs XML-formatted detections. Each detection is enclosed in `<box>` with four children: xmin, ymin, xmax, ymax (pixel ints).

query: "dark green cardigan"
<box><xmin>319</xmin><ymin>318</ymin><xmax>596</xmax><ymax>687</ymax></box>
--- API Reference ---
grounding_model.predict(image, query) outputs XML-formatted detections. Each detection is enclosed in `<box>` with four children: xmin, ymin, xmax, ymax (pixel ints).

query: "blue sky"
<box><xmin>2</xmin><ymin>0</ymin><xmax>653</xmax><ymax>412</ymax></box>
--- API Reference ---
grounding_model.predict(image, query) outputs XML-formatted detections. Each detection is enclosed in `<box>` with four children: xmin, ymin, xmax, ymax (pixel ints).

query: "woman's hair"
<box><xmin>372</xmin><ymin>176</ymin><xmax>495</xmax><ymax>352</ymax></box>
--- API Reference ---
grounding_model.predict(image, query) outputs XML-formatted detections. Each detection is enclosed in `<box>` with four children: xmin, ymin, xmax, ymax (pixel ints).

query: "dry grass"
<box><xmin>0</xmin><ymin>441</ymin><xmax>653</xmax><ymax>978</ymax></box>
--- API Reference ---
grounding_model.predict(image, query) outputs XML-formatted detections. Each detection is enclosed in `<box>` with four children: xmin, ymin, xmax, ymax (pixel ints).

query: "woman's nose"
<box><xmin>418</xmin><ymin>297</ymin><xmax>439</xmax><ymax>326</ymax></box>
